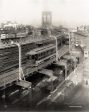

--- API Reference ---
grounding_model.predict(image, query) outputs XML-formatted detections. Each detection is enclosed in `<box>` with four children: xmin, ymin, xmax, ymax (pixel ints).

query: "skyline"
<box><xmin>0</xmin><ymin>0</ymin><xmax>89</xmax><ymax>27</ymax></box>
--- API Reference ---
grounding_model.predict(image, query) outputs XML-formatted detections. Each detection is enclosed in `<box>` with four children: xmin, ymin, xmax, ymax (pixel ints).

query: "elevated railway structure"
<box><xmin>0</xmin><ymin>45</ymin><xmax>69</xmax><ymax>88</ymax></box>
<box><xmin>0</xmin><ymin>29</ymin><xmax>85</xmax><ymax>110</ymax></box>
<box><xmin>0</xmin><ymin>26</ymin><xmax>69</xmax><ymax>89</ymax></box>
<box><xmin>0</xmin><ymin>45</ymin><xmax>82</xmax><ymax>110</ymax></box>
<box><xmin>0</xmin><ymin>30</ymin><xmax>84</xmax><ymax>91</ymax></box>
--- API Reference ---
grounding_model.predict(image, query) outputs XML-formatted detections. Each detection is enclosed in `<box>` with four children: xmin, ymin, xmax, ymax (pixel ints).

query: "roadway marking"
<box><xmin>69</xmin><ymin>105</ymin><xmax>82</xmax><ymax>108</ymax></box>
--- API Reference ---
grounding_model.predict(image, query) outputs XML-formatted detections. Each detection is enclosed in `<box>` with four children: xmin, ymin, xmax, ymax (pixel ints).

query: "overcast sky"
<box><xmin>0</xmin><ymin>0</ymin><xmax>89</xmax><ymax>27</ymax></box>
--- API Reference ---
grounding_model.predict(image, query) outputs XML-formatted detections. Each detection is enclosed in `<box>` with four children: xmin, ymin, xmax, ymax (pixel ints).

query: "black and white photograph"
<box><xmin>0</xmin><ymin>0</ymin><xmax>89</xmax><ymax>111</ymax></box>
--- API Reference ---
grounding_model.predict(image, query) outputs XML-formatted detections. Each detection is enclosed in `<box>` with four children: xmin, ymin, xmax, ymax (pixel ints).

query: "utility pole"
<box><xmin>11</xmin><ymin>41</ymin><xmax>23</xmax><ymax>80</ymax></box>
<box><xmin>52</xmin><ymin>36</ymin><xmax>59</xmax><ymax>62</ymax></box>
<box><xmin>68</xmin><ymin>31</ymin><xmax>75</xmax><ymax>55</ymax></box>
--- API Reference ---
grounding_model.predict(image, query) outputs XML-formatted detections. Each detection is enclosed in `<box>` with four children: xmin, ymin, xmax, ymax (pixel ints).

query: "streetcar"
<box><xmin>26</xmin><ymin>44</ymin><xmax>56</xmax><ymax>67</ymax></box>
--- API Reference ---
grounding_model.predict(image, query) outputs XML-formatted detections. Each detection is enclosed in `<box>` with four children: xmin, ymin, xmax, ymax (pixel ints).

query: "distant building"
<box><xmin>42</xmin><ymin>11</ymin><xmax>52</xmax><ymax>29</ymax></box>
<box><xmin>1</xmin><ymin>21</ymin><xmax>18</xmax><ymax>28</ymax></box>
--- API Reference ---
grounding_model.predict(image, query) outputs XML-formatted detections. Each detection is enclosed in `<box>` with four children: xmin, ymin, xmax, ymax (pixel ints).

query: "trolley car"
<box><xmin>26</xmin><ymin>44</ymin><xmax>56</xmax><ymax>67</ymax></box>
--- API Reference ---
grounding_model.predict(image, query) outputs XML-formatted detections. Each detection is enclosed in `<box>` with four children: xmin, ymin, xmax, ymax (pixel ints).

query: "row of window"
<box><xmin>28</xmin><ymin>48</ymin><xmax>56</xmax><ymax>61</ymax></box>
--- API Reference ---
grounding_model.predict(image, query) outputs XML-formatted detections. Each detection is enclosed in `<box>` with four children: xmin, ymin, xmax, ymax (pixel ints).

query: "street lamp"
<box><xmin>52</xmin><ymin>36</ymin><xmax>59</xmax><ymax>62</ymax></box>
<box><xmin>11</xmin><ymin>41</ymin><xmax>23</xmax><ymax>80</ymax></box>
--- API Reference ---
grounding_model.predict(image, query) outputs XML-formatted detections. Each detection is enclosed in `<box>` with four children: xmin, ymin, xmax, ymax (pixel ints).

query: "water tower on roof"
<box><xmin>42</xmin><ymin>11</ymin><xmax>52</xmax><ymax>29</ymax></box>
